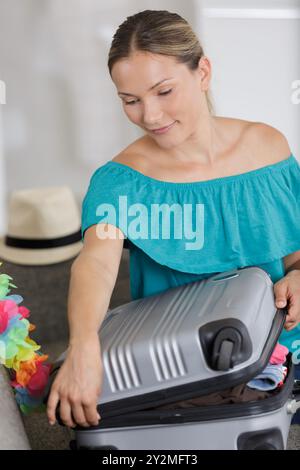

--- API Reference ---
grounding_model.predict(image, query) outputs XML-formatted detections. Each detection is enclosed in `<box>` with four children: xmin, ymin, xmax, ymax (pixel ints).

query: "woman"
<box><xmin>47</xmin><ymin>10</ymin><xmax>300</xmax><ymax>429</ymax></box>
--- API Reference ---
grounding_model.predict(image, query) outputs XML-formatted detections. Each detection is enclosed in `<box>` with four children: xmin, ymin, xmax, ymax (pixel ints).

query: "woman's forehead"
<box><xmin>112</xmin><ymin>53</ymin><xmax>185</xmax><ymax>84</ymax></box>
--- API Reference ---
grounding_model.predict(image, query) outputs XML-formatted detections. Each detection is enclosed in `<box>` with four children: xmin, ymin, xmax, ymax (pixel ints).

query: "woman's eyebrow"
<box><xmin>118</xmin><ymin>78</ymin><xmax>174</xmax><ymax>97</ymax></box>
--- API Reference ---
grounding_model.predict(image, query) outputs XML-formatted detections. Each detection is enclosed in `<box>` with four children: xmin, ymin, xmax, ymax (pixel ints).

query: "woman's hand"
<box><xmin>274</xmin><ymin>269</ymin><xmax>300</xmax><ymax>331</ymax></box>
<box><xmin>46</xmin><ymin>336</ymin><xmax>103</xmax><ymax>428</ymax></box>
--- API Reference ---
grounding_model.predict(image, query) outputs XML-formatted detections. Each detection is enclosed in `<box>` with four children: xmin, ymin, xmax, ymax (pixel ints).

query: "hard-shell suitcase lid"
<box><xmin>49</xmin><ymin>266</ymin><xmax>287</xmax><ymax>417</ymax></box>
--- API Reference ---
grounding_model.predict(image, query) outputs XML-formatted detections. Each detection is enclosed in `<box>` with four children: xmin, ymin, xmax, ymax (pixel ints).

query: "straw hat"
<box><xmin>0</xmin><ymin>186</ymin><xmax>83</xmax><ymax>265</ymax></box>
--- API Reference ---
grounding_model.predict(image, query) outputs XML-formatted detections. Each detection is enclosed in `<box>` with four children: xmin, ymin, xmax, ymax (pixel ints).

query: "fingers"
<box><xmin>71</xmin><ymin>403</ymin><xmax>91</xmax><ymax>428</ymax></box>
<box><xmin>274</xmin><ymin>280</ymin><xmax>288</xmax><ymax>309</ymax></box>
<box><xmin>284</xmin><ymin>304</ymin><xmax>299</xmax><ymax>331</ymax></box>
<box><xmin>47</xmin><ymin>389</ymin><xmax>59</xmax><ymax>425</ymax></box>
<box><xmin>59</xmin><ymin>399</ymin><xmax>77</xmax><ymax>428</ymax></box>
<box><xmin>82</xmin><ymin>400</ymin><xmax>101</xmax><ymax>427</ymax></box>
<box><xmin>285</xmin><ymin>321</ymin><xmax>297</xmax><ymax>331</ymax></box>
<box><xmin>61</xmin><ymin>401</ymin><xmax>100</xmax><ymax>428</ymax></box>
<box><xmin>285</xmin><ymin>315</ymin><xmax>298</xmax><ymax>331</ymax></box>
<box><xmin>47</xmin><ymin>387</ymin><xmax>101</xmax><ymax>428</ymax></box>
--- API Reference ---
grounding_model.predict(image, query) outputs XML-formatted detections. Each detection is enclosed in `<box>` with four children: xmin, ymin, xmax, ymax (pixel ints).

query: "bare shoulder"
<box><xmin>111</xmin><ymin>150</ymin><xmax>144</xmax><ymax>168</ymax></box>
<box><xmin>111</xmin><ymin>137</ymin><xmax>152</xmax><ymax>172</ymax></box>
<box><xmin>247</xmin><ymin>122</ymin><xmax>292</xmax><ymax>165</ymax></box>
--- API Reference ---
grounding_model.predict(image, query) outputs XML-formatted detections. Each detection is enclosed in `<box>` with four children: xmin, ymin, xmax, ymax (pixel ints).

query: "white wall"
<box><xmin>197</xmin><ymin>0</ymin><xmax>300</xmax><ymax>154</ymax></box>
<box><xmin>0</xmin><ymin>105</ymin><xmax>6</xmax><ymax>236</ymax></box>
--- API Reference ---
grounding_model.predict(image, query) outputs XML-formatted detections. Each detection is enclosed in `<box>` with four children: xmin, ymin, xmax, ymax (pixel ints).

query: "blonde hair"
<box><xmin>108</xmin><ymin>9</ymin><xmax>215</xmax><ymax>115</ymax></box>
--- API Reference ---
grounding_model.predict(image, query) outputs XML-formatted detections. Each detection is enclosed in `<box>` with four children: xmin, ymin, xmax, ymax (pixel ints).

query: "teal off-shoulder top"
<box><xmin>81</xmin><ymin>153</ymin><xmax>300</xmax><ymax>352</ymax></box>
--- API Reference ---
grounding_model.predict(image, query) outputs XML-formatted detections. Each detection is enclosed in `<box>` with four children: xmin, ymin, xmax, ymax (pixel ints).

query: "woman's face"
<box><xmin>111</xmin><ymin>51</ymin><xmax>210</xmax><ymax>149</ymax></box>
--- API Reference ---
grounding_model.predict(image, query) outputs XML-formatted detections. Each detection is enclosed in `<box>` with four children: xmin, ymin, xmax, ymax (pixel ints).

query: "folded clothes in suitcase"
<box><xmin>47</xmin><ymin>266</ymin><xmax>300</xmax><ymax>450</ymax></box>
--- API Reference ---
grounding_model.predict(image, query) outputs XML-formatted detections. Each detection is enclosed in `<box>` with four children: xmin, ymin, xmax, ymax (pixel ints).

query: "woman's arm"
<box><xmin>68</xmin><ymin>224</ymin><xmax>124</xmax><ymax>345</ymax></box>
<box><xmin>283</xmin><ymin>250</ymin><xmax>300</xmax><ymax>274</ymax></box>
<box><xmin>47</xmin><ymin>223</ymin><xmax>125</xmax><ymax>428</ymax></box>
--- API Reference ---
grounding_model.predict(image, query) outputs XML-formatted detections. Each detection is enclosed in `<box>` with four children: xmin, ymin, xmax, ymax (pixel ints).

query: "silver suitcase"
<box><xmin>48</xmin><ymin>266</ymin><xmax>300</xmax><ymax>450</ymax></box>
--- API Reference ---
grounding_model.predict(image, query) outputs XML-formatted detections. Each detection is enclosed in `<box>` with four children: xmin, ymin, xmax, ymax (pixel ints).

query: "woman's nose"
<box><xmin>142</xmin><ymin>102</ymin><xmax>163</xmax><ymax>126</ymax></box>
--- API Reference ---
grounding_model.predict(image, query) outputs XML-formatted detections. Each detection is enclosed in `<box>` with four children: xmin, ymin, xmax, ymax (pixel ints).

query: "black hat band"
<box><xmin>5</xmin><ymin>229</ymin><xmax>82</xmax><ymax>249</ymax></box>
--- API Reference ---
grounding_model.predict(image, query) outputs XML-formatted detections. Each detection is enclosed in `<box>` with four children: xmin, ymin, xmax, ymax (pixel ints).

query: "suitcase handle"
<box><xmin>211</xmin><ymin>328</ymin><xmax>243</xmax><ymax>370</ymax></box>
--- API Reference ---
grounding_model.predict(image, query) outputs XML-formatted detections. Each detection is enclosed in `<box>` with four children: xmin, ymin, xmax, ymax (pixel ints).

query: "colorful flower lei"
<box><xmin>0</xmin><ymin>262</ymin><xmax>53</xmax><ymax>414</ymax></box>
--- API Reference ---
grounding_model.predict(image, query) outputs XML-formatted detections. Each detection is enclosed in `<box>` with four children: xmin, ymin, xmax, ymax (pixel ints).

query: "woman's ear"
<box><xmin>198</xmin><ymin>56</ymin><xmax>211</xmax><ymax>90</ymax></box>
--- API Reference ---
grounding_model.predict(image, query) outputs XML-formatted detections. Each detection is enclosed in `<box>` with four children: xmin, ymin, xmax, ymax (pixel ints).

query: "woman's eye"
<box><xmin>159</xmin><ymin>89</ymin><xmax>172</xmax><ymax>96</ymax></box>
<box><xmin>124</xmin><ymin>89</ymin><xmax>172</xmax><ymax>106</ymax></box>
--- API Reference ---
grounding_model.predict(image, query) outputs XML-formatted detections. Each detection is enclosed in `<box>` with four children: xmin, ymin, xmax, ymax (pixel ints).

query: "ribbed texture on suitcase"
<box><xmin>97</xmin><ymin>268</ymin><xmax>281</xmax><ymax>404</ymax></box>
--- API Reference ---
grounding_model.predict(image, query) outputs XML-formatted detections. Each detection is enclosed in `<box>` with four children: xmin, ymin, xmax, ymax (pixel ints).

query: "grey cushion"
<box><xmin>0</xmin><ymin>366</ymin><xmax>31</xmax><ymax>449</ymax></box>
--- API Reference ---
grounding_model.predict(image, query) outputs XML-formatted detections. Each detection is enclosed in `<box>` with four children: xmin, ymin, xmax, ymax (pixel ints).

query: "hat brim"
<box><xmin>0</xmin><ymin>237</ymin><xmax>83</xmax><ymax>266</ymax></box>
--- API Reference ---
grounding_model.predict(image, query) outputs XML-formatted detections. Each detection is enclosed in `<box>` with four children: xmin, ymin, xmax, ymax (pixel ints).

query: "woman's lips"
<box><xmin>149</xmin><ymin>121</ymin><xmax>176</xmax><ymax>134</ymax></box>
